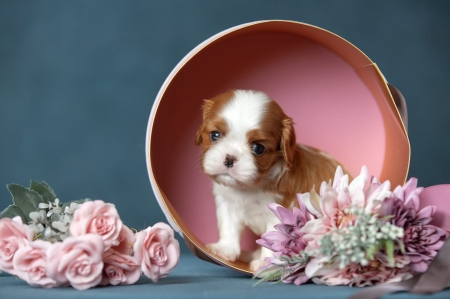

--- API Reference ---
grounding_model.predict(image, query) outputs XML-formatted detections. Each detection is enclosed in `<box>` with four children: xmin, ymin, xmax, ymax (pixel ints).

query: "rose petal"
<box><xmin>70</xmin><ymin>200</ymin><xmax>122</xmax><ymax>251</ymax></box>
<box><xmin>46</xmin><ymin>234</ymin><xmax>104</xmax><ymax>290</ymax></box>
<box><xmin>134</xmin><ymin>225</ymin><xmax>180</xmax><ymax>283</ymax></box>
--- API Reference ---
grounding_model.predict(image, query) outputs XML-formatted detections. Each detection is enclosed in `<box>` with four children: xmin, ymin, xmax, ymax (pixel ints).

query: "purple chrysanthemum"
<box><xmin>379</xmin><ymin>178</ymin><xmax>447</xmax><ymax>273</ymax></box>
<box><xmin>255</xmin><ymin>200</ymin><xmax>313</xmax><ymax>285</ymax></box>
<box><xmin>257</xmin><ymin>200</ymin><xmax>311</xmax><ymax>257</ymax></box>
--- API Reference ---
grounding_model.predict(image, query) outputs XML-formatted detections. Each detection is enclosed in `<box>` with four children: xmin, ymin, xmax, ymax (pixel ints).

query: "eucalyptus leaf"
<box><xmin>7</xmin><ymin>184</ymin><xmax>44</xmax><ymax>223</ymax></box>
<box><xmin>30</xmin><ymin>181</ymin><xmax>55</xmax><ymax>203</ymax></box>
<box><xmin>253</xmin><ymin>264</ymin><xmax>281</xmax><ymax>278</ymax></box>
<box><xmin>252</xmin><ymin>264</ymin><xmax>284</xmax><ymax>283</ymax></box>
<box><xmin>0</xmin><ymin>204</ymin><xmax>27</xmax><ymax>222</ymax></box>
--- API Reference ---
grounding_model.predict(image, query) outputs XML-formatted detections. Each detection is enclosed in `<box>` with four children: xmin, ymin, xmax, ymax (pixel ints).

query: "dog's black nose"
<box><xmin>224</xmin><ymin>155</ymin><xmax>236</xmax><ymax>168</ymax></box>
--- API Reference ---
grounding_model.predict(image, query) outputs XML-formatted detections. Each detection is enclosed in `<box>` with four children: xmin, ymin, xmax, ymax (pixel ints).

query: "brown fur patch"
<box><xmin>195</xmin><ymin>90</ymin><xmax>235</xmax><ymax>146</ymax></box>
<box><xmin>195</xmin><ymin>90</ymin><xmax>236</xmax><ymax>169</ymax></box>
<box><xmin>245</xmin><ymin>128</ymin><xmax>282</xmax><ymax>184</ymax></box>
<box><xmin>245</xmin><ymin>100</ymin><xmax>289</xmax><ymax>185</ymax></box>
<box><xmin>263</xmin><ymin>144</ymin><xmax>352</xmax><ymax>208</ymax></box>
<box><xmin>255</xmin><ymin>98</ymin><xmax>352</xmax><ymax>208</ymax></box>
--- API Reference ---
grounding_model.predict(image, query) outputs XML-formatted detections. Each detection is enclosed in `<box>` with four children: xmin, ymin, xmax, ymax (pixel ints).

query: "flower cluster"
<box><xmin>0</xmin><ymin>183</ymin><xmax>180</xmax><ymax>290</ymax></box>
<box><xmin>318</xmin><ymin>206</ymin><xmax>404</xmax><ymax>270</ymax></box>
<box><xmin>29</xmin><ymin>199</ymin><xmax>83</xmax><ymax>242</ymax></box>
<box><xmin>254</xmin><ymin>166</ymin><xmax>447</xmax><ymax>287</ymax></box>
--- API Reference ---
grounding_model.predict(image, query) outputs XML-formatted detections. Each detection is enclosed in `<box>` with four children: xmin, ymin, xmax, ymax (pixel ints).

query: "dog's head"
<box><xmin>195</xmin><ymin>90</ymin><xmax>296</xmax><ymax>188</ymax></box>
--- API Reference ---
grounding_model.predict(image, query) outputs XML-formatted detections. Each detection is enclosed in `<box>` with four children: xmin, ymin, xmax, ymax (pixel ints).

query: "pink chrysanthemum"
<box><xmin>299</xmin><ymin>166</ymin><xmax>391</xmax><ymax>253</ymax></box>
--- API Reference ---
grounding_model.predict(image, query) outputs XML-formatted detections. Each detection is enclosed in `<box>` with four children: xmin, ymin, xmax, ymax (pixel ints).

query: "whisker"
<box><xmin>191</xmin><ymin>154</ymin><xmax>203</xmax><ymax>172</ymax></box>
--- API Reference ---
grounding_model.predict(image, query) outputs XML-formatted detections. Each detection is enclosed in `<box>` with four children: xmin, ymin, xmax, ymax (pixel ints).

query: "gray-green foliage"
<box><xmin>0</xmin><ymin>181</ymin><xmax>56</xmax><ymax>223</ymax></box>
<box><xmin>253</xmin><ymin>252</ymin><xmax>309</xmax><ymax>286</ymax></box>
<box><xmin>318</xmin><ymin>206</ymin><xmax>404</xmax><ymax>269</ymax></box>
<box><xmin>0</xmin><ymin>181</ymin><xmax>89</xmax><ymax>243</ymax></box>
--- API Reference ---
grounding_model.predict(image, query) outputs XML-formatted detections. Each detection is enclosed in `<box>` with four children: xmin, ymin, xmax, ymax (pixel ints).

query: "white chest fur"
<box><xmin>212</xmin><ymin>182</ymin><xmax>280</xmax><ymax>236</ymax></box>
<box><xmin>206</xmin><ymin>182</ymin><xmax>281</xmax><ymax>267</ymax></box>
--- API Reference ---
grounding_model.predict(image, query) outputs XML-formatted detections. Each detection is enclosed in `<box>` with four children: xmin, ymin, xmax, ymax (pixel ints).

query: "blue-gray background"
<box><xmin>1</xmin><ymin>0</ymin><xmax>449</xmax><ymax>253</ymax></box>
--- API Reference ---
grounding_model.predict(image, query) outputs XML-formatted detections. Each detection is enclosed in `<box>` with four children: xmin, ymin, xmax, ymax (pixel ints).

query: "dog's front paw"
<box><xmin>249</xmin><ymin>258</ymin><xmax>267</xmax><ymax>272</ymax></box>
<box><xmin>206</xmin><ymin>242</ymin><xmax>240</xmax><ymax>262</ymax></box>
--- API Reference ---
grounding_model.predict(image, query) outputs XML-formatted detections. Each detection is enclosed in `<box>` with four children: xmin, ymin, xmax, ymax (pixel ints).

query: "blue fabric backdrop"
<box><xmin>0</xmin><ymin>0</ymin><xmax>449</xmax><ymax>267</ymax></box>
<box><xmin>1</xmin><ymin>1</ymin><xmax>450</xmax><ymax>298</ymax></box>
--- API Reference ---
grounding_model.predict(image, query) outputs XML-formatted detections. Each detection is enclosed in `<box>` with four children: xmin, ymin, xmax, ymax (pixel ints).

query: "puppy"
<box><xmin>195</xmin><ymin>90</ymin><xmax>348</xmax><ymax>271</ymax></box>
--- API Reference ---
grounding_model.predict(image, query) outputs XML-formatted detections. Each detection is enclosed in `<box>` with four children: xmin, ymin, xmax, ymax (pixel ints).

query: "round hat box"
<box><xmin>146</xmin><ymin>20</ymin><xmax>410</xmax><ymax>274</ymax></box>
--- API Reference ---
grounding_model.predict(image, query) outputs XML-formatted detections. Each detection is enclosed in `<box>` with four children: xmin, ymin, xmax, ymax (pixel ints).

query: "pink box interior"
<box><xmin>147</xmin><ymin>21</ymin><xmax>410</xmax><ymax>268</ymax></box>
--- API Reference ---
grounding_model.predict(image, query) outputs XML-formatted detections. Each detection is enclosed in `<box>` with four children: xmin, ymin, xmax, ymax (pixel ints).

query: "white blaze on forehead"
<box><xmin>220</xmin><ymin>90</ymin><xmax>270</xmax><ymax>138</ymax></box>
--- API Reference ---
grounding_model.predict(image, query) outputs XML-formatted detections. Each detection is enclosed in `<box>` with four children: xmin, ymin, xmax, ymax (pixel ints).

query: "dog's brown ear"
<box><xmin>281</xmin><ymin>117</ymin><xmax>296</xmax><ymax>168</ymax></box>
<box><xmin>195</xmin><ymin>100</ymin><xmax>214</xmax><ymax>146</ymax></box>
<box><xmin>201</xmin><ymin>99</ymin><xmax>214</xmax><ymax>121</ymax></box>
<box><xmin>195</xmin><ymin>125</ymin><xmax>203</xmax><ymax>146</ymax></box>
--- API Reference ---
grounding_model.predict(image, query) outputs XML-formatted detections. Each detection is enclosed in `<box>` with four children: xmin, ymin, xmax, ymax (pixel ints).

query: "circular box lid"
<box><xmin>146</xmin><ymin>20</ymin><xmax>410</xmax><ymax>274</ymax></box>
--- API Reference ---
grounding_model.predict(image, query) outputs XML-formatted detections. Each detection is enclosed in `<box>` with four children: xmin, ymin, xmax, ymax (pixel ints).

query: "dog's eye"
<box><xmin>210</xmin><ymin>131</ymin><xmax>222</xmax><ymax>142</ymax></box>
<box><xmin>251</xmin><ymin>143</ymin><xmax>265</xmax><ymax>155</ymax></box>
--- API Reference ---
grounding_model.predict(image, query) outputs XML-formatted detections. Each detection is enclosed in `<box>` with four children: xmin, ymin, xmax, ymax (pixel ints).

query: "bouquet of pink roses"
<box><xmin>0</xmin><ymin>181</ymin><xmax>180</xmax><ymax>290</ymax></box>
<box><xmin>254</xmin><ymin>166</ymin><xmax>447</xmax><ymax>287</ymax></box>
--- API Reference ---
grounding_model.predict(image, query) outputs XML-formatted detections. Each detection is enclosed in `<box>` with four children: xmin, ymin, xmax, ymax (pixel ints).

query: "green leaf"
<box><xmin>30</xmin><ymin>181</ymin><xmax>56</xmax><ymax>203</ymax></box>
<box><xmin>398</xmin><ymin>240</ymin><xmax>405</xmax><ymax>254</ymax></box>
<box><xmin>252</xmin><ymin>264</ymin><xmax>284</xmax><ymax>285</ymax></box>
<box><xmin>366</xmin><ymin>242</ymin><xmax>382</xmax><ymax>261</ymax></box>
<box><xmin>7</xmin><ymin>184</ymin><xmax>44</xmax><ymax>223</ymax></box>
<box><xmin>384</xmin><ymin>239</ymin><xmax>395</xmax><ymax>266</ymax></box>
<box><xmin>0</xmin><ymin>205</ymin><xmax>27</xmax><ymax>222</ymax></box>
<box><xmin>41</xmin><ymin>182</ymin><xmax>56</xmax><ymax>198</ymax></box>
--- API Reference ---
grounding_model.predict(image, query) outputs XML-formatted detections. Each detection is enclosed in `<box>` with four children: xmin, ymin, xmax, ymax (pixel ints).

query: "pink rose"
<box><xmin>13</xmin><ymin>240</ymin><xmax>58</xmax><ymax>288</ymax></box>
<box><xmin>100</xmin><ymin>249</ymin><xmax>141</xmax><ymax>286</ymax></box>
<box><xmin>70</xmin><ymin>200</ymin><xmax>123</xmax><ymax>250</ymax></box>
<box><xmin>0</xmin><ymin>216</ymin><xmax>34</xmax><ymax>275</ymax></box>
<box><xmin>134</xmin><ymin>223</ymin><xmax>180</xmax><ymax>282</ymax></box>
<box><xmin>46</xmin><ymin>234</ymin><xmax>104</xmax><ymax>290</ymax></box>
<box><xmin>111</xmin><ymin>225</ymin><xmax>135</xmax><ymax>255</ymax></box>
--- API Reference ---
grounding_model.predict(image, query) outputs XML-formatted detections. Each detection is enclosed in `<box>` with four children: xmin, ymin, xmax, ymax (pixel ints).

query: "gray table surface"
<box><xmin>1</xmin><ymin>253</ymin><xmax>450</xmax><ymax>299</ymax></box>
